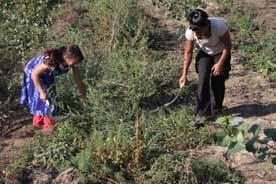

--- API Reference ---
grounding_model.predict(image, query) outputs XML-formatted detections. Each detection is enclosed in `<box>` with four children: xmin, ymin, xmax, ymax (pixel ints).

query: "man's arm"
<box><xmin>212</xmin><ymin>30</ymin><xmax>232</xmax><ymax>76</ymax></box>
<box><xmin>218</xmin><ymin>30</ymin><xmax>232</xmax><ymax>66</ymax></box>
<box><xmin>179</xmin><ymin>40</ymin><xmax>194</xmax><ymax>88</ymax></box>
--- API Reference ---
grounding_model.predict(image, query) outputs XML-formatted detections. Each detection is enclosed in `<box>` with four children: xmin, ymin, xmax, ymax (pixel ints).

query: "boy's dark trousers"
<box><xmin>195</xmin><ymin>50</ymin><xmax>231</xmax><ymax>117</ymax></box>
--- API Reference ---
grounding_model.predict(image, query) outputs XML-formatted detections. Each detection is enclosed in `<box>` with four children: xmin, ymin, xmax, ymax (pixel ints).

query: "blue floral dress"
<box><xmin>20</xmin><ymin>55</ymin><xmax>69</xmax><ymax>116</ymax></box>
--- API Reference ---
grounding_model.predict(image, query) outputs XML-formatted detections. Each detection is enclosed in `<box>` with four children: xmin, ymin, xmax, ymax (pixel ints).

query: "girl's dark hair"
<box><xmin>187</xmin><ymin>9</ymin><xmax>209</xmax><ymax>31</ymax></box>
<box><xmin>42</xmin><ymin>44</ymin><xmax>84</xmax><ymax>66</ymax></box>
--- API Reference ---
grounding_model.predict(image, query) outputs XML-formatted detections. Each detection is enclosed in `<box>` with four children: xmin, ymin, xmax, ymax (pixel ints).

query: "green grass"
<box><xmin>222</xmin><ymin>1</ymin><xmax>276</xmax><ymax>80</ymax></box>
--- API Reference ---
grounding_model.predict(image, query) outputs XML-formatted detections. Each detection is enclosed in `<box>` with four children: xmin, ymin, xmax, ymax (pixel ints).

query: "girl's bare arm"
<box><xmin>72</xmin><ymin>66</ymin><xmax>87</xmax><ymax>102</ymax></box>
<box><xmin>31</xmin><ymin>63</ymin><xmax>50</xmax><ymax>101</ymax></box>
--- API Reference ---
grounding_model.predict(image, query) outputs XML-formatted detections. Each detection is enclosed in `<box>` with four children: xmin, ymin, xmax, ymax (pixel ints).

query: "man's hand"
<box><xmin>212</xmin><ymin>63</ymin><xmax>223</xmax><ymax>76</ymax></box>
<box><xmin>179</xmin><ymin>74</ymin><xmax>187</xmax><ymax>89</ymax></box>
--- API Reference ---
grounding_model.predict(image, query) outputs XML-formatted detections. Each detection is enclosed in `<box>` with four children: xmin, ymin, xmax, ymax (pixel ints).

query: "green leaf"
<box><xmin>214</xmin><ymin>130</ymin><xmax>227</xmax><ymax>144</ymax></box>
<box><xmin>228</xmin><ymin>142</ymin><xmax>246</xmax><ymax>155</ymax></box>
<box><xmin>245</xmin><ymin>137</ymin><xmax>258</xmax><ymax>153</ymax></box>
<box><xmin>236</xmin><ymin>131</ymin><xmax>244</xmax><ymax>143</ymax></box>
<box><xmin>248</xmin><ymin>124</ymin><xmax>261</xmax><ymax>137</ymax></box>
<box><xmin>231</xmin><ymin>127</ymin><xmax>239</xmax><ymax>136</ymax></box>
<box><xmin>222</xmin><ymin>135</ymin><xmax>231</xmax><ymax>147</ymax></box>
<box><xmin>259</xmin><ymin>137</ymin><xmax>273</xmax><ymax>144</ymax></box>
<box><xmin>257</xmin><ymin>147</ymin><xmax>268</xmax><ymax>160</ymax></box>
<box><xmin>216</xmin><ymin>116</ymin><xmax>230</xmax><ymax>126</ymax></box>
<box><xmin>264</xmin><ymin>128</ymin><xmax>276</xmax><ymax>141</ymax></box>
<box><xmin>272</xmin><ymin>157</ymin><xmax>276</xmax><ymax>165</ymax></box>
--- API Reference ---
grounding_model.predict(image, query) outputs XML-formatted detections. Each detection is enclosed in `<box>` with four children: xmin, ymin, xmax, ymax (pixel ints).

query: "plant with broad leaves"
<box><xmin>214</xmin><ymin>116</ymin><xmax>274</xmax><ymax>161</ymax></box>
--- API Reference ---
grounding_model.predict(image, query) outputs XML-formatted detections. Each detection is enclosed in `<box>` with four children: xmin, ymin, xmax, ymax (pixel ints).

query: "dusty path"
<box><xmin>0</xmin><ymin>107</ymin><xmax>33</xmax><ymax>181</ymax></box>
<box><xmin>224</xmin><ymin>58</ymin><xmax>276</xmax><ymax>127</ymax></box>
<box><xmin>245</xmin><ymin>0</ymin><xmax>276</xmax><ymax>30</ymax></box>
<box><xmin>222</xmin><ymin>0</ymin><xmax>276</xmax><ymax>128</ymax></box>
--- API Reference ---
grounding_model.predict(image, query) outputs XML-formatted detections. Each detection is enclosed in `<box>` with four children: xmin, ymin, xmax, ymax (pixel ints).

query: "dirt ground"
<box><xmin>245</xmin><ymin>0</ymin><xmax>276</xmax><ymax>31</ymax></box>
<box><xmin>223</xmin><ymin>0</ymin><xmax>276</xmax><ymax>127</ymax></box>
<box><xmin>0</xmin><ymin>106</ymin><xmax>32</xmax><ymax>178</ymax></box>
<box><xmin>224</xmin><ymin>57</ymin><xmax>276</xmax><ymax>127</ymax></box>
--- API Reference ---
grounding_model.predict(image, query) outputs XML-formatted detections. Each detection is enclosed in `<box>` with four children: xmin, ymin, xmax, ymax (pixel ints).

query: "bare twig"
<box><xmin>134</xmin><ymin>113</ymin><xmax>143</xmax><ymax>165</ymax></box>
<box><xmin>101</xmin><ymin>176</ymin><xmax>119</xmax><ymax>184</ymax></box>
<box><xmin>2</xmin><ymin>116</ymin><xmax>32</xmax><ymax>137</ymax></box>
<box><xmin>102</xmin><ymin>80</ymin><xmax>128</xmax><ymax>88</ymax></box>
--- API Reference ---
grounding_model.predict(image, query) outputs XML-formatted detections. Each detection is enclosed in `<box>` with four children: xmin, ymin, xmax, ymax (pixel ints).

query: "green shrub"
<box><xmin>143</xmin><ymin>108</ymin><xmax>212</xmax><ymax>164</ymax></box>
<box><xmin>0</xmin><ymin>0</ymin><xmax>59</xmax><ymax>59</ymax></box>
<box><xmin>139</xmin><ymin>152</ymin><xmax>242</xmax><ymax>184</ymax></box>
<box><xmin>33</xmin><ymin>122</ymin><xmax>83</xmax><ymax>171</ymax></box>
<box><xmin>192</xmin><ymin>157</ymin><xmax>243</xmax><ymax>183</ymax></box>
<box><xmin>73</xmin><ymin>148</ymin><xmax>94</xmax><ymax>184</ymax></box>
<box><xmin>85</xmin><ymin>49</ymin><xmax>182</xmax><ymax>123</ymax></box>
<box><xmin>139</xmin><ymin>152</ymin><xmax>197</xmax><ymax>184</ymax></box>
<box><xmin>6</xmin><ymin>144</ymin><xmax>34</xmax><ymax>176</ymax></box>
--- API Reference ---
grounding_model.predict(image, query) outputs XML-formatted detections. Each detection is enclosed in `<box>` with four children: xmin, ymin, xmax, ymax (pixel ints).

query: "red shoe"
<box><xmin>33</xmin><ymin>115</ymin><xmax>44</xmax><ymax>127</ymax></box>
<box><xmin>43</xmin><ymin>116</ymin><xmax>55</xmax><ymax>132</ymax></box>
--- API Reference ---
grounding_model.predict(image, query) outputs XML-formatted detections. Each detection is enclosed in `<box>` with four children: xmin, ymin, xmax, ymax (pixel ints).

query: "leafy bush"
<box><xmin>143</xmin><ymin>108</ymin><xmax>212</xmax><ymax>161</ymax></box>
<box><xmin>73</xmin><ymin>147</ymin><xmax>94</xmax><ymax>184</ymax></box>
<box><xmin>6</xmin><ymin>144</ymin><xmax>34</xmax><ymax>176</ymax></box>
<box><xmin>87</xmin><ymin>51</ymin><xmax>181</xmax><ymax>122</ymax></box>
<box><xmin>139</xmin><ymin>152</ymin><xmax>197</xmax><ymax>184</ymax></box>
<box><xmin>139</xmin><ymin>152</ymin><xmax>242</xmax><ymax>184</ymax></box>
<box><xmin>0</xmin><ymin>0</ymin><xmax>59</xmax><ymax>59</ymax></box>
<box><xmin>192</xmin><ymin>157</ymin><xmax>243</xmax><ymax>183</ymax></box>
<box><xmin>214</xmin><ymin>116</ymin><xmax>275</xmax><ymax>161</ymax></box>
<box><xmin>33</xmin><ymin>122</ymin><xmax>84</xmax><ymax>171</ymax></box>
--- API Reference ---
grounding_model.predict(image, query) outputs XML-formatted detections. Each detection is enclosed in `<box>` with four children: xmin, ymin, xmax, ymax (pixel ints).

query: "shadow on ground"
<box><xmin>223</xmin><ymin>103</ymin><xmax>276</xmax><ymax>118</ymax></box>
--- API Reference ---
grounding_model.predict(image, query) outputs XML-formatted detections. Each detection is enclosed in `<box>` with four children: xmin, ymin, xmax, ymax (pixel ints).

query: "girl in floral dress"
<box><xmin>20</xmin><ymin>44</ymin><xmax>87</xmax><ymax>131</ymax></box>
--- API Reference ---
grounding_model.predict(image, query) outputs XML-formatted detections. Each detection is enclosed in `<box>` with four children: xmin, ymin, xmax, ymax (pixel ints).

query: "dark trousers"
<box><xmin>195</xmin><ymin>50</ymin><xmax>231</xmax><ymax>117</ymax></box>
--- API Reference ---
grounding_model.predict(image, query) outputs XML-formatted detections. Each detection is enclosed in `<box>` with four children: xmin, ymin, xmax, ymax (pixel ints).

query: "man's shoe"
<box><xmin>194</xmin><ymin>116</ymin><xmax>205</xmax><ymax>128</ymax></box>
<box><xmin>213</xmin><ymin>108</ymin><xmax>222</xmax><ymax>116</ymax></box>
